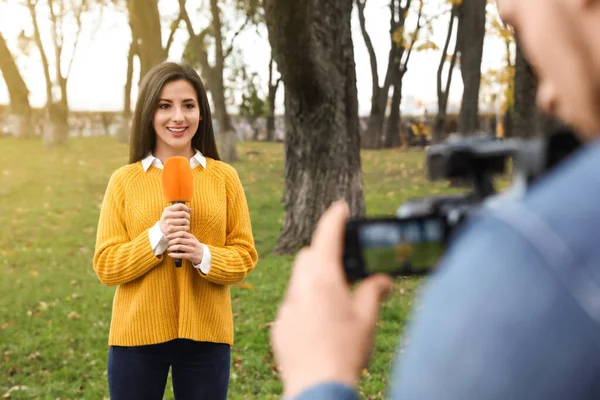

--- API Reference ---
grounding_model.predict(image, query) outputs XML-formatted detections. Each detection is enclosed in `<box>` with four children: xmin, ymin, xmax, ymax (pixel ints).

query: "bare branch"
<box><xmin>223</xmin><ymin>14</ymin><xmax>251</xmax><ymax>60</ymax></box>
<box><xmin>178</xmin><ymin>0</ymin><xmax>212</xmax><ymax>76</ymax></box>
<box><xmin>355</xmin><ymin>0</ymin><xmax>379</xmax><ymax>97</ymax></box>
<box><xmin>66</xmin><ymin>0</ymin><xmax>87</xmax><ymax>81</ymax></box>
<box><xmin>165</xmin><ymin>14</ymin><xmax>182</xmax><ymax>56</ymax></box>
<box><xmin>400</xmin><ymin>0</ymin><xmax>424</xmax><ymax>77</ymax></box>
<box><xmin>26</xmin><ymin>0</ymin><xmax>53</xmax><ymax>104</ymax></box>
<box><xmin>437</xmin><ymin>6</ymin><xmax>458</xmax><ymax>100</ymax></box>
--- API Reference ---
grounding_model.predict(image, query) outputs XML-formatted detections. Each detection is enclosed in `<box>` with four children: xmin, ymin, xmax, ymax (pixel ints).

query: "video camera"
<box><xmin>342</xmin><ymin>128</ymin><xmax>581</xmax><ymax>282</ymax></box>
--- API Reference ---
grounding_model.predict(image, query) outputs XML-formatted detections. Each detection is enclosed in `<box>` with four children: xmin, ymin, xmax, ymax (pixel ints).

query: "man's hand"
<box><xmin>159</xmin><ymin>203</ymin><xmax>191</xmax><ymax>235</ymax></box>
<box><xmin>270</xmin><ymin>201</ymin><xmax>393</xmax><ymax>398</ymax></box>
<box><xmin>167</xmin><ymin>231</ymin><xmax>204</xmax><ymax>265</ymax></box>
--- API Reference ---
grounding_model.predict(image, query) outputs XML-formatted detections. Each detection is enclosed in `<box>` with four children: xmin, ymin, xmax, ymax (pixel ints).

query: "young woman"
<box><xmin>93</xmin><ymin>61</ymin><xmax>258</xmax><ymax>399</ymax></box>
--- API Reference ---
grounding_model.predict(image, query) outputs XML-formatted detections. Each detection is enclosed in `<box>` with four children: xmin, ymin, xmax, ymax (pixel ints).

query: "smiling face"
<box><xmin>152</xmin><ymin>79</ymin><xmax>201</xmax><ymax>160</ymax></box>
<box><xmin>496</xmin><ymin>0</ymin><xmax>600</xmax><ymax>140</ymax></box>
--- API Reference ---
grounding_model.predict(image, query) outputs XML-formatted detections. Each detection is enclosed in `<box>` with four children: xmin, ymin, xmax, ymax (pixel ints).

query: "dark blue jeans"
<box><xmin>107</xmin><ymin>339</ymin><xmax>230</xmax><ymax>400</ymax></box>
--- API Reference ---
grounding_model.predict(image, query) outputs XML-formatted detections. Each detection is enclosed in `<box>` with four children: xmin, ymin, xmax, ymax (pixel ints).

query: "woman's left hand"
<box><xmin>167</xmin><ymin>231</ymin><xmax>204</xmax><ymax>265</ymax></box>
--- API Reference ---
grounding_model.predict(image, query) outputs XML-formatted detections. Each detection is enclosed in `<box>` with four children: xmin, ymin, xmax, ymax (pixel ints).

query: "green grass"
<box><xmin>0</xmin><ymin>137</ymin><xmax>462</xmax><ymax>399</ymax></box>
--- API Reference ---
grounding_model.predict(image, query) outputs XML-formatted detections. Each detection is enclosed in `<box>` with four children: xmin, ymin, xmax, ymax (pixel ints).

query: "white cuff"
<box><xmin>149</xmin><ymin>222</ymin><xmax>169</xmax><ymax>256</ymax></box>
<box><xmin>193</xmin><ymin>244</ymin><xmax>211</xmax><ymax>274</ymax></box>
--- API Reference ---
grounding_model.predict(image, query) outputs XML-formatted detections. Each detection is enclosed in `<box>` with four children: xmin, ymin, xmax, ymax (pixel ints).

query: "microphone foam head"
<box><xmin>162</xmin><ymin>156</ymin><xmax>194</xmax><ymax>203</ymax></box>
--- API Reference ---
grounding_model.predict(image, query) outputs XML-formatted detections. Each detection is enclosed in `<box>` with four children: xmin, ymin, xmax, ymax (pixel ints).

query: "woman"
<box><xmin>93</xmin><ymin>61</ymin><xmax>258</xmax><ymax>399</ymax></box>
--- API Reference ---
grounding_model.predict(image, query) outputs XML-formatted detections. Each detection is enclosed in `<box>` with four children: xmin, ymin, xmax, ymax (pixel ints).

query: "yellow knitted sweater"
<box><xmin>93</xmin><ymin>158</ymin><xmax>258</xmax><ymax>347</ymax></box>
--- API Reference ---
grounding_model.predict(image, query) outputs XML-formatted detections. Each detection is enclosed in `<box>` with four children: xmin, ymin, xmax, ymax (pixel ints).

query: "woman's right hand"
<box><xmin>159</xmin><ymin>203</ymin><xmax>191</xmax><ymax>236</ymax></box>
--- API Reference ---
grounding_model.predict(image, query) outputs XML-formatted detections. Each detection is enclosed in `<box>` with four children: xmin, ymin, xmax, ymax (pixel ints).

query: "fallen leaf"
<box><xmin>29</xmin><ymin>270</ymin><xmax>39</xmax><ymax>277</ymax></box>
<box><xmin>236</xmin><ymin>282</ymin><xmax>254</xmax><ymax>290</ymax></box>
<box><xmin>68</xmin><ymin>311</ymin><xmax>81</xmax><ymax>320</ymax></box>
<box><xmin>1</xmin><ymin>322</ymin><xmax>10</xmax><ymax>330</ymax></box>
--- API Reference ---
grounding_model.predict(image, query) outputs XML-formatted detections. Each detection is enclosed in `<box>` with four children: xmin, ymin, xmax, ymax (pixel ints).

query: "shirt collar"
<box><xmin>141</xmin><ymin>149</ymin><xmax>207</xmax><ymax>172</ymax></box>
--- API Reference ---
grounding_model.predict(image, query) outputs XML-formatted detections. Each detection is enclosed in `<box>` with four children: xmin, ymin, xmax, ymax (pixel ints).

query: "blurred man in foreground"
<box><xmin>271</xmin><ymin>0</ymin><xmax>600</xmax><ymax>398</ymax></box>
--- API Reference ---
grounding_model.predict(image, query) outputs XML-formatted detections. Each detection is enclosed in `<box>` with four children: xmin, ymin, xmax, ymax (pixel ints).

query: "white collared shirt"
<box><xmin>142</xmin><ymin>150</ymin><xmax>212</xmax><ymax>274</ymax></box>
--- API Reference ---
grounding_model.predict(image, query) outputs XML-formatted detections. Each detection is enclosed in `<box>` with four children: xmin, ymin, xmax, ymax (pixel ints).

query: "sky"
<box><xmin>0</xmin><ymin>0</ymin><xmax>509</xmax><ymax>116</ymax></box>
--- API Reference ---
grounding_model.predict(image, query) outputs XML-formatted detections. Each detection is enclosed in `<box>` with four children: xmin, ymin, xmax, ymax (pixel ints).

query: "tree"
<box><xmin>25</xmin><ymin>0</ymin><xmax>89</xmax><ymax>145</ymax></box>
<box><xmin>433</xmin><ymin>5</ymin><xmax>459</xmax><ymax>144</ymax></box>
<box><xmin>118</xmin><ymin>0</ymin><xmax>177</xmax><ymax>143</ymax></box>
<box><xmin>180</xmin><ymin>0</ymin><xmax>251</xmax><ymax>162</ymax></box>
<box><xmin>456</xmin><ymin>0</ymin><xmax>486</xmax><ymax>134</ymax></box>
<box><xmin>383</xmin><ymin>0</ymin><xmax>426</xmax><ymax>148</ymax></box>
<box><xmin>356</xmin><ymin>0</ymin><xmax>427</xmax><ymax>149</ymax></box>
<box><xmin>265</xmin><ymin>0</ymin><xmax>364</xmax><ymax>254</ymax></box>
<box><xmin>0</xmin><ymin>32</ymin><xmax>34</xmax><ymax>138</ymax></box>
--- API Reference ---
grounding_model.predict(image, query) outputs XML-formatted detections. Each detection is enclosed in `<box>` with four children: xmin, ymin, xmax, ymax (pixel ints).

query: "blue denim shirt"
<box><xmin>296</xmin><ymin>140</ymin><xmax>600</xmax><ymax>399</ymax></box>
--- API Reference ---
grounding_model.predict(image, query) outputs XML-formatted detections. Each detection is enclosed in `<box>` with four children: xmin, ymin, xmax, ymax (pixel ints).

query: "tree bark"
<box><xmin>456</xmin><ymin>0</ymin><xmax>486</xmax><ymax>135</ymax></box>
<box><xmin>0</xmin><ymin>32</ymin><xmax>34</xmax><ymax>138</ymax></box>
<box><xmin>265</xmin><ymin>0</ymin><xmax>365</xmax><ymax>254</ymax></box>
<box><xmin>433</xmin><ymin>7</ymin><xmax>458</xmax><ymax>144</ymax></box>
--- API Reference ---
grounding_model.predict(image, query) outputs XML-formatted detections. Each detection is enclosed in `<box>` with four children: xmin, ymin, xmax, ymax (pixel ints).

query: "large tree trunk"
<box><xmin>127</xmin><ymin>0</ymin><xmax>165</xmax><ymax>80</ymax></box>
<box><xmin>265</xmin><ymin>0</ymin><xmax>365</xmax><ymax>254</ymax></box>
<box><xmin>456</xmin><ymin>0</ymin><xmax>486</xmax><ymax>135</ymax></box>
<box><xmin>0</xmin><ymin>32</ymin><xmax>34</xmax><ymax>138</ymax></box>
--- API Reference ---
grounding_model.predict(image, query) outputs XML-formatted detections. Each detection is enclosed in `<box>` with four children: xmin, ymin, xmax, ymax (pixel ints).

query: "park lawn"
<box><xmin>0</xmin><ymin>137</ymin><xmax>459</xmax><ymax>400</ymax></box>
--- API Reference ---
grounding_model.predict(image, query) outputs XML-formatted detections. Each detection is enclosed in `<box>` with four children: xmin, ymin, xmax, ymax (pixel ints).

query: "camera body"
<box><xmin>343</xmin><ymin>129</ymin><xmax>581</xmax><ymax>282</ymax></box>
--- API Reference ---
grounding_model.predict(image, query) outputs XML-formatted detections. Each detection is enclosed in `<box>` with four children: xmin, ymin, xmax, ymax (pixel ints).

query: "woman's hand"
<box><xmin>159</xmin><ymin>203</ymin><xmax>191</xmax><ymax>236</ymax></box>
<box><xmin>167</xmin><ymin>231</ymin><xmax>204</xmax><ymax>265</ymax></box>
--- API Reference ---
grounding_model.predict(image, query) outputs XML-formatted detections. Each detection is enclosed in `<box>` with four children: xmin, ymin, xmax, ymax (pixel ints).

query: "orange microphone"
<box><xmin>162</xmin><ymin>156</ymin><xmax>193</xmax><ymax>267</ymax></box>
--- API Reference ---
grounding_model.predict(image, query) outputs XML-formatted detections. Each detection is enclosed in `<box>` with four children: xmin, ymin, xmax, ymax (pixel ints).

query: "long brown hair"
<box><xmin>129</xmin><ymin>62</ymin><xmax>220</xmax><ymax>163</ymax></box>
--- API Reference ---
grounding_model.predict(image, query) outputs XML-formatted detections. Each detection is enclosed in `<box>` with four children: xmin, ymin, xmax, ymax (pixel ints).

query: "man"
<box><xmin>270</xmin><ymin>0</ymin><xmax>600</xmax><ymax>398</ymax></box>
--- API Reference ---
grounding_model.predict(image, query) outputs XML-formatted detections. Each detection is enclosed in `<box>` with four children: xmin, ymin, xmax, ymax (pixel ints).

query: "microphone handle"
<box><xmin>172</xmin><ymin>201</ymin><xmax>186</xmax><ymax>268</ymax></box>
